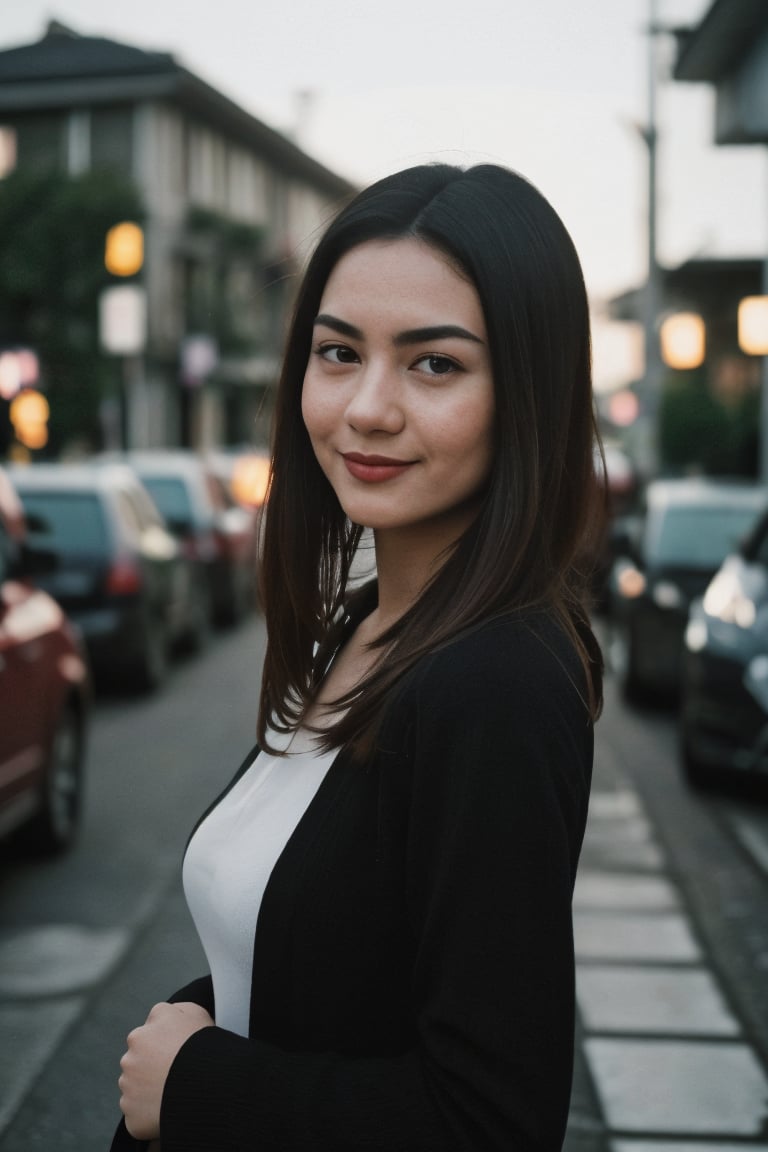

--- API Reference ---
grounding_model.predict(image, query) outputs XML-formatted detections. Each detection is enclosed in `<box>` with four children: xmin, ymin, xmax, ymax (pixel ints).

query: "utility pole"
<box><xmin>640</xmin><ymin>0</ymin><xmax>664</xmax><ymax>479</ymax></box>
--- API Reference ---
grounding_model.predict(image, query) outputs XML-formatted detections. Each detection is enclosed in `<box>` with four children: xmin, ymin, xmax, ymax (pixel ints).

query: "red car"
<box><xmin>0</xmin><ymin>467</ymin><xmax>90</xmax><ymax>853</ymax></box>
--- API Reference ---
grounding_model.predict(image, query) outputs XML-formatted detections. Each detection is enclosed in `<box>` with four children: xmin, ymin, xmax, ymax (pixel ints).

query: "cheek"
<box><xmin>300</xmin><ymin>374</ymin><xmax>326</xmax><ymax>443</ymax></box>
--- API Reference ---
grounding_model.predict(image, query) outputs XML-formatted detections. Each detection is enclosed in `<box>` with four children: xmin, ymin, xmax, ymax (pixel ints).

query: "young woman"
<box><xmin>114</xmin><ymin>162</ymin><xmax>603</xmax><ymax>1152</ymax></box>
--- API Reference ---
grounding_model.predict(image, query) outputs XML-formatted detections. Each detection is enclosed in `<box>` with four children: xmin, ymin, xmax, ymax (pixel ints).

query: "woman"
<box><xmin>114</xmin><ymin>162</ymin><xmax>603</xmax><ymax>1152</ymax></box>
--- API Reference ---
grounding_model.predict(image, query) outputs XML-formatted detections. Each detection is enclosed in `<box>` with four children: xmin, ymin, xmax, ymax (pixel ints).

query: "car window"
<box><xmin>130</xmin><ymin>484</ymin><xmax>165</xmax><ymax>529</ymax></box>
<box><xmin>650</xmin><ymin>503</ymin><xmax>761</xmax><ymax>567</ymax></box>
<box><xmin>20</xmin><ymin>491</ymin><xmax>109</xmax><ymax>555</ymax></box>
<box><xmin>114</xmin><ymin>489</ymin><xmax>142</xmax><ymax>542</ymax></box>
<box><xmin>138</xmin><ymin>476</ymin><xmax>194</xmax><ymax>528</ymax></box>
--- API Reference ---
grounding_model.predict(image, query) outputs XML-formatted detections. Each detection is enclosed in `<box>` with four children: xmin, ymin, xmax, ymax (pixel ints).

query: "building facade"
<box><xmin>0</xmin><ymin>21</ymin><xmax>355</xmax><ymax>453</ymax></box>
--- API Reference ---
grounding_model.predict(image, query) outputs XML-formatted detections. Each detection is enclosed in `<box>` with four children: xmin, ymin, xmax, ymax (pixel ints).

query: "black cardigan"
<box><xmin>111</xmin><ymin>611</ymin><xmax>594</xmax><ymax>1152</ymax></box>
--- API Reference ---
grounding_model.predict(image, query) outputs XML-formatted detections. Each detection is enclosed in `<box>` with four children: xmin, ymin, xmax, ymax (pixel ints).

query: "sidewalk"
<box><xmin>568</xmin><ymin>724</ymin><xmax>768</xmax><ymax>1151</ymax></box>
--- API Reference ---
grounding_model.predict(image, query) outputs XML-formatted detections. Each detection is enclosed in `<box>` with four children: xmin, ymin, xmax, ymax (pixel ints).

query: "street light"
<box><xmin>738</xmin><ymin>296</ymin><xmax>768</xmax><ymax>356</ymax></box>
<box><xmin>104</xmin><ymin>222</ymin><xmax>144</xmax><ymax>278</ymax></box>
<box><xmin>101</xmin><ymin>222</ymin><xmax>147</xmax><ymax>450</ymax></box>
<box><xmin>659</xmin><ymin>312</ymin><xmax>706</xmax><ymax>370</ymax></box>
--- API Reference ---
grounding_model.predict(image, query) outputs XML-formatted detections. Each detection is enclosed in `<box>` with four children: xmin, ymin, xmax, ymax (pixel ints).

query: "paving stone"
<box><xmin>0</xmin><ymin>924</ymin><xmax>128</xmax><ymax>997</ymax></box>
<box><xmin>613</xmin><ymin>1144</ymin><xmax>768</xmax><ymax>1152</ymax></box>
<box><xmin>577</xmin><ymin>966</ymin><xmax>740</xmax><ymax>1035</ymax></box>
<box><xmin>575</xmin><ymin>913</ymin><xmax>701</xmax><ymax>962</ymax></box>
<box><xmin>581</xmin><ymin>840</ymin><xmax>667</xmax><ymax>871</ymax></box>
<box><xmin>588</xmin><ymin>792</ymin><xmax>643</xmax><ymax>820</ymax></box>
<box><xmin>574</xmin><ymin>873</ymin><xmax>679</xmax><ymax>912</ymax></box>
<box><xmin>584</xmin><ymin>1038</ymin><xmax>768</xmax><ymax>1135</ymax></box>
<box><xmin>585</xmin><ymin>817</ymin><xmax>655</xmax><ymax>845</ymax></box>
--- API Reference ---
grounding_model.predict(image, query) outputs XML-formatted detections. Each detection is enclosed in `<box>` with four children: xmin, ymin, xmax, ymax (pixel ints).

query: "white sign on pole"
<box><xmin>99</xmin><ymin>284</ymin><xmax>147</xmax><ymax>355</ymax></box>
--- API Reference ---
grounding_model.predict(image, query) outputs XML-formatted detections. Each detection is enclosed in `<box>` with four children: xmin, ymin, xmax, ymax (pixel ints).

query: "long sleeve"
<box><xmin>109</xmin><ymin>977</ymin><xmax>216</xmax><ymax>1151</ymax></box>
<box><xmin>158</xmin><ymin>618</ymin><xmax>592</xmax><ymax>1151</ymax></box>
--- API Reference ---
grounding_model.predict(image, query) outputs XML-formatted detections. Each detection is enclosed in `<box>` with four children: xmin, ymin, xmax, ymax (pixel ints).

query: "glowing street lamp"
<box><xmin>738</xmin><ymin>296</ymin><xmax>768</xmax><ymax>356</ymax></box>
<box><xmin>659</xmin><ymin>312</ymin><xmax>706</xmax><ymax>370</ymax></box>
<box><xmin>104</xmin><ymin>222</ymin><xmax>144</xmax><ymax>278</ymax></box>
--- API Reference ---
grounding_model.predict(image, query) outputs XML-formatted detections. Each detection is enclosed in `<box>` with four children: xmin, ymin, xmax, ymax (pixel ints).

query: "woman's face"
<box><xmin>301</xmin><ymin>237</ymin><xmax>495</xmax><ymax>543</ymax></box>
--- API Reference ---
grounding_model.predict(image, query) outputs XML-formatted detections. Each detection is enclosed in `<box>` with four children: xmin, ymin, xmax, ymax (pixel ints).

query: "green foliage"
<box><xmin>186</xmin><ymin>205</ymin><xmax>263</xmax><ymax>257</ymax></box>
<box><xmin>0</xmin><ymin>168</ymin><xmax>143</xmax><ymax>455</ymax></box>
<box><xmin>659</xmin><ymin>371</ymin><xmax>759</xmax><ymax>478</ymax></box>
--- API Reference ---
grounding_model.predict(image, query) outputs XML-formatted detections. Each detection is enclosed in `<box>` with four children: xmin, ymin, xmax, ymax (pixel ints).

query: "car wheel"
<box><xmin>134</xmin><ymin>610</ymin><xmax>169</xmax><ymax>692</ymax></box>
<box><xmin>26</xmin><ymin>703</ymin><xmax>83</xmax><ymax>854</ymax></box>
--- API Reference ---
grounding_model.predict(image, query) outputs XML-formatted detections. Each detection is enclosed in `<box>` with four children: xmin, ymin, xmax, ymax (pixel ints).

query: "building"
<box><xmin>673</xmin><ymin>0</ymin><xmax>768</xmax><ymax>477</ymax></box>
<box><xmin>0</xmin><ymin>20</ymin><xmax>355</xmax><ymax>452</ymax></box>
<box><xmin>673</xmin><ymin>0</ymin><xmax>768</xmax><ymax>147</ymax></box>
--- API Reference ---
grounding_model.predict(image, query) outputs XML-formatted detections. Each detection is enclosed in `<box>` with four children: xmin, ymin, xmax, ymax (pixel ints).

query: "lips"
<box><xmin>341</xmin><ymin>452</ymin><xmax>415</xmax><ymax>483</ymax></box>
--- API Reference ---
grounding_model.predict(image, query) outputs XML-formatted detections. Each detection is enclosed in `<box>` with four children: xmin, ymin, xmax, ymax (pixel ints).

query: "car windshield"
<box><xmin>21</xmin><ymin>492</ymin><xmax>108</xmax><ymax>554</ymax></box>
<box><xmin>138</xmin><ymin>476</ymin><xmax>193</xmax><ymax>527</ymax></box>
<box><xmin>650</xmin><ymin>503</ymin><xmax>761</xmax><ymax>567</ymax></box>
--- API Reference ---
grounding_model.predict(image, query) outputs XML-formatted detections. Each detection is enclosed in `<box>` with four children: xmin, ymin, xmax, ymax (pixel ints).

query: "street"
<box><xmin>1</xmin><ymin>615</ymin><xmax>767</xmax><ymax>1149</ymax></box>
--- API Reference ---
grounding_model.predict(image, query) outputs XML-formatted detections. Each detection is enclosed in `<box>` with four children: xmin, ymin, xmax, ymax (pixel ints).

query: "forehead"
<box><xmin>319</xmin><ymin>238</ymin><xmax>484</xmax><ymax>328</ymax></box>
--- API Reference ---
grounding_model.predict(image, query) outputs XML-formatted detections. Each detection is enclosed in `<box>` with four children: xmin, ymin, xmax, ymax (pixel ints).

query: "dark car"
<box><xmin>127</xmin><ymin>451</ymin><xmax>258</xmax><ymax>626</ymax></box>
<box><xmin>9</xmin><ymin>461</ymin><xmax>201</xmax><ymax>692</ymax></box>
<box><xmin>680</xmin><ymin>503</ymin><xmax>768</xmax><ymax>786</ymax></box>
<box><xmin>607</xmin><ymin>478</ymin><xmax>766</xmax><ymax>701</ymax></box>
<box><xmin>0</xmin><ymin>466</ymin><xmax>90</xmax><ymax>852</ymax></box>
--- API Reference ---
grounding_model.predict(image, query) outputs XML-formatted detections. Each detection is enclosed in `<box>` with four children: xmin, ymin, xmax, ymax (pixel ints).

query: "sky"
<box><xmin>1</xmin><ymin>0</ymin><xmax>766</xmax><ymax>390</ymax></box>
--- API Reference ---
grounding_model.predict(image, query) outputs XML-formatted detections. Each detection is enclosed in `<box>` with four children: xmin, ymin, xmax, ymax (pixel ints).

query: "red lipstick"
<box><xmin>341</xmin><ymin>452</ymin><xmax>414</xmax><ymax>482</ymax></box>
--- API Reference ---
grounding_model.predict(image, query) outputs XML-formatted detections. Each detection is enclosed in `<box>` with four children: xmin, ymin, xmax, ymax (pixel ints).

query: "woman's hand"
<box><xmin>118</xmin><ymin>1001</ymin><xmax>214</xmax><ymax>1140</ymax></box>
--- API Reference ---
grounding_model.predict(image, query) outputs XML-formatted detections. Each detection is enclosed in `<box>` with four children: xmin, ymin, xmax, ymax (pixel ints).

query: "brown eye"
<box><xmin>415</xmin><ymin>354</ymin><xmax>459</xmax><ymax>377</ymax></box>
<box><xmin>318</xmin><ymin>344</ymin><xmax>359</xmax><ymax>364</ymax></box>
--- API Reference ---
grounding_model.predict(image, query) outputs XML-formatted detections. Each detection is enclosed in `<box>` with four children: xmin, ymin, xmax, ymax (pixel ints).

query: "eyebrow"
<box><xmin>313</xmin><ymin>313</ymin><xmax>484</xmax><ymax>346</ymax></box>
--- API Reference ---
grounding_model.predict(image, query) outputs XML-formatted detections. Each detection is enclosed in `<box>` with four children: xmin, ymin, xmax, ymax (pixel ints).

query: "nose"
<box><xmin>343</xmin><ymin>359</ymin><xmax>405</xmax><ymax>436</ymax></box>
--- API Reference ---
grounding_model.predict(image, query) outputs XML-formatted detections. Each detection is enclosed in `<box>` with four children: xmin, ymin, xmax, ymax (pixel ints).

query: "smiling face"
<box><xmin>301</xmin><ymin>238</ymin><xmax>496</xmax><ymax>550</ymax></box>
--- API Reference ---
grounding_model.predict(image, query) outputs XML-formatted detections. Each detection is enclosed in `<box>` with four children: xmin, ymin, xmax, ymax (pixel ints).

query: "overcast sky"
<box><xmin>1</xmin><ymin>0</ymin><xmax>765</xmax><ymax>389</ymax></box>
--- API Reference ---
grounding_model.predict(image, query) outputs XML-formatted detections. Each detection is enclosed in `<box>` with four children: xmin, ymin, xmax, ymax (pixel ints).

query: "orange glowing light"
<box><xmin>230</xmin><ymin>454</ymin><xmax>270</xmax><ymax>507</ymax></box>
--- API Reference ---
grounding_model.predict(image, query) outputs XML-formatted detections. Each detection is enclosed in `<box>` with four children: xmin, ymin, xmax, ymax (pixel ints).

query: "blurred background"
<box><xmin>1</xmin><ymin>1</ymin><xmax>768</xmax><ymax>1149</ymax></box>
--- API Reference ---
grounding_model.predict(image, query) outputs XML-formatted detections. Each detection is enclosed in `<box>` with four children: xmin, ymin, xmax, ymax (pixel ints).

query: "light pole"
<box><xmin>639</xmin><ymin>0</ymin><xmax>665</xmax><ymax>479</ymax></box>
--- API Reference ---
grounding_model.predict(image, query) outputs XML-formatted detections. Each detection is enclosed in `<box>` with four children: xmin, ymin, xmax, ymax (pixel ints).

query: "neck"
<box><xmin>370</xmin><ymin>514</ymin><xmax>473</xmax><ymax>633</ymax></box>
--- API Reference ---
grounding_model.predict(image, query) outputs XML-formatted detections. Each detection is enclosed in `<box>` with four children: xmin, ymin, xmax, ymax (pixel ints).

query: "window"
<box><xmin>21</xmin><ymin>492</ymin><xmax>109</xmax><ymax>555</ymax></box>
<box><xmin>91</xmin><ymin>106</ymin><xmax>134</xmax><ymax>176</ymax></box>
<box><xmin>138</xmin><ymin>476</ymin><xmax>194</xmax><ymax>529</ymax></box>
<box><xmin>651</xmin><ymin>503</ymin><xmax>762</xmax><ymax>568</ymax></box>
<box><xmin>15</xmin><ymin>115</ymin><xmax>67</xmax><ymax>173</ymax></box>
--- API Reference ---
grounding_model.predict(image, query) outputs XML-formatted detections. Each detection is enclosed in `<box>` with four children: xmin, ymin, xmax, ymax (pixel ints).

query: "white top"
<box><xmin>182</xmin><ymin>727</ymin><xmax>339</xmax><ymax>1036</ymax></box>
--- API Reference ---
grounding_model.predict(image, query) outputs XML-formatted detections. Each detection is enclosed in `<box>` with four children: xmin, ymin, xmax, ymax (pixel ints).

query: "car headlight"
<box><xmin>703</xmin><ymin>569</ymin><xmax>756</xmax><ymax>627</ymax></box>
<box><xmin>616</xmin><ymin>565</ymin><xmax>646</xmax><ymax>599</ymax></box>
<box><xmin>685</xmin><ymin>617</ymin><xmax>708</xmax><ymax>652</ymax></box>
<box><xmin>652</xmin><ymin>581</ymin><xmax>684</xmax><ymax>609</ymax></box>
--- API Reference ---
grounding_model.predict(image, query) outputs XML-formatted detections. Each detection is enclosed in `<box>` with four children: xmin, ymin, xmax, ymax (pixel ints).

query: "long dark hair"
<box><xmin>258</xmin><ymin>163</ymin><xmax>604</xmax><ymax>755</ymax></box>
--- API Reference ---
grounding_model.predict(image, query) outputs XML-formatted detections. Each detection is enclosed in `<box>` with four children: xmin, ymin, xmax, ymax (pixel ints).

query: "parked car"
<box><xmin>9</xmin><ymin>461</ymin><xmax>201</xmax><ymax>692</ymax></box>
<box><xmin>607</xmin><ymin>478</ymin><xmax>766</xmax><ymax>701</ymax></box>
<box><xmin>680</xmin><ymin>502</ymin><xmax>768</xmax><ymax>786</ymax></box>
<box><xmin>127</xmin><ymin>451</ymin><xmax>258</xmax><ymax>625</ymax></box>
<box><xmin>206</xmin><ymin>447</ymin><xmax>270</xmax><ymax>512</ymax></box>
<box><xmin>0</xmin><ymin>466</ymin><xmax>90</xmax><ymax>852</ymax></box>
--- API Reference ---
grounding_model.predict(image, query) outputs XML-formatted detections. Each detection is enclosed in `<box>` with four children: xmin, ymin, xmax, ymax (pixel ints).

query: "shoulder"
<box><xmin>402</xmin><ymin>610</ymin><xmax>587</xmax><ymax>716</ymax></box>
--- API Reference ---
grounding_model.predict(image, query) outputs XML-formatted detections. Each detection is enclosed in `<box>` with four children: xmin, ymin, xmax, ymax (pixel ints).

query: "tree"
<box><xmin>0</xmin><ymin>168</ymin><xmax>143</xmax><ymax>457</ymax></box>
<box><xmin>659</xmin><ymin>370</ymin><xmax>759</xmax><ymax>477</ymax></box>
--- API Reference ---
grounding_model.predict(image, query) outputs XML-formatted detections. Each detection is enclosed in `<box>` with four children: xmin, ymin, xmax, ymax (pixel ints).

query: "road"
<box><xmin>0</xmin><ymin>615</ymin><xmax>767</xmax><ymax>1148</ymax></box>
